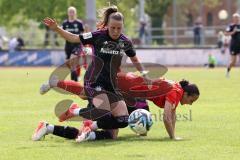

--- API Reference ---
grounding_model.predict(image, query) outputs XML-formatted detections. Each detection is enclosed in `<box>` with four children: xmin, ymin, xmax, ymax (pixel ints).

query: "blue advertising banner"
<box><xmin>0</xmin><ymin>50</ymin><xmax>65</xmax><ymax>66</ymax></box>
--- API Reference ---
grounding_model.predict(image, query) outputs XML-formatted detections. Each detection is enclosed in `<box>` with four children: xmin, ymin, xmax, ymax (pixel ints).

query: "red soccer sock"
<box><xmin>76</xmin><ymin>65</ymin><xmax>81</xmax><ymax>77</ymax></box>
<box><xmin>57</xmin><ymin>80</ymin><xmax>84</xmax><ymax>95</ymax></box>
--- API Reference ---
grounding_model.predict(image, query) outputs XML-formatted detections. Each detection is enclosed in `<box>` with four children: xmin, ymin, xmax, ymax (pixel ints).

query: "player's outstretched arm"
<box><xmin>163</xmin><ymin>101</ymin><xmax>176</xmax><ymax>139</ymax></box>
<box><xmin>163</xmin><ymin>102</ymin><xmax>183</xmax><ymax>141</ymax></box>
<box><xmin>43</xmin><ymin>17</ymin><xmax>80</xmax><ymax>43</ymax></box>
<box><xmin>129</xmin><ymin>56</ymin><xmax>151</xmax><ymax>84</ymax></box>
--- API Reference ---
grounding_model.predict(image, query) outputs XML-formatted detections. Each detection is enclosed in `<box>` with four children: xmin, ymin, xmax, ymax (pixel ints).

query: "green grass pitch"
<box><xmin>0</xmin><ymin>67</ymin><xmax>240</xmax><ymax>160</ymax></box>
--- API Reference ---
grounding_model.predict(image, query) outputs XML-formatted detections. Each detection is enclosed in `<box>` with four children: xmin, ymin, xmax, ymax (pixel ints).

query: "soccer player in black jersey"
<box><xmin>225</xmin><ymin>13</ymin><xmax>240</xmax><ymax>78</ymax></box>
<box><xmin>62</xmin><ymin>6</ymin><xmax>84</xmax><ymax>81</ymax></box>
<box><xmin>43</xmin><ymin>6</ymin><xmax>149</xmax><ymax>141</ymax></box>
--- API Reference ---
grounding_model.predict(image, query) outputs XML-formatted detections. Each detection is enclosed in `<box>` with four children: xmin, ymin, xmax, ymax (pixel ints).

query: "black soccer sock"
<box><xmin>96</xmin><ymin>114</ymin><xmax>129</xmax><ymax>129</ymax></box>
<box><xmin>94</xmin><ymin>130</ymin><xmax>112</xmax><ymax>140</ymax></box>
<box><xmin>71</xmin><ymin>71</ymin><xmax>78</xmax><ymax>82</ymax></box>
<box><xmin>53</xmin><ymin>125</ymin><xmax>79</xmax><ymax>139</ymax></box>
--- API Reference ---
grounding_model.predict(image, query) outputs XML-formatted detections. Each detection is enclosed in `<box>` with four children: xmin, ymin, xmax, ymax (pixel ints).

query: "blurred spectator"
<box><xmin>217</xmin><ymin>31</ymin><xmax>224</xmax><ymax>48</ymax></box>
<box><xmin>204</xmin><ymin>53</ymin><xmax>217</xmax><ymax>68</ymax></box>
<box><xmin>8</xmin><ymin>37</ymin><xmax>24</xmax><ymax>52</ymax></box>
<box><xmin>217</xmin><ymin>31</ymin><xmax>231</xmax><ymax>54</ymax></box>
<box><xmin>139</xmin><ymin>19</ymin><xmax>147</xmax><ymax>44</ymax></box>
<box><xmin>0</xmin><ymin>36</ymin><xmax>3</xmax><ymax>50</ymax></box>
<box><xmin>223</xmin><ymin>35</ymin><xmax>231</xmax><ymax>53</ymax></box>
<box><xmin>217</xmin><ymin>31</ymin><xmax>225</xmax><ymax>54</ymax></box>
<box><xmin>17</xmin><ymin>37</ymin><xmax>24</xmax><ymax>49</ymax></box>
<box><xmin>193</xmin><ymin>18</ymin><xmax>203</xmax><ymax>46</ymax></box>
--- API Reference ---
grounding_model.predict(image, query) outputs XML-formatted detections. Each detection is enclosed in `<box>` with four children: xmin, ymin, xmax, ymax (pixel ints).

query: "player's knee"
<box><xmin>96</xmin><ymin>115</ymin><xmax>129</xmax><ymax>129</ymax></box>
<box><xmin>115</xmin><ymin>115</ymin><xmax>129</xmax><ymax>128</ymax></box>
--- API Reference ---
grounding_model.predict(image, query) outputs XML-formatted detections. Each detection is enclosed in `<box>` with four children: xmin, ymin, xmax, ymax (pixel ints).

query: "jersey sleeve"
<box><xmin>165</xmin><ymin>91</ymin><xmax>178</xmax><ymax>106</ymax></box>
<box><xmin>79</xmin><ymin>22</ymin><xmax>84</xmax><ymax>32</ymax></box>
<box><xmin>125</xmin><ymin>41</ymin><xmax>136</xmax><ymax>57</ymax></box>
<box><xmin>61</xmin><ymin>20</ymin><xmax>67</xmax><ymax>30</ymax></box>
<box><xmin>226</xmin><ymin>25</ymin><xmax>234</xmax><ymax>32</ymax></box>
<box><xmin>79</xmin><ymin>32</ymin><xmax>95</xmax><ymax>45</ymax></box>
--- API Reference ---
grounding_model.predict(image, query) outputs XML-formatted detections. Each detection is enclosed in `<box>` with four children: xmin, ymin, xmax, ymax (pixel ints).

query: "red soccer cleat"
<box><xmin>78</xmin><ymin>119</ymin><xmax>93</xmax><ymax>135</ymax></box>
<box><xmin>59</xmin><ymin>103</ymin><xmax>79</xmax><ymax>122</ymax></box>
<box><xmin>32</xmin><ymin>121</ymin><xmax>48</xmax><ymax>141</ymax></box>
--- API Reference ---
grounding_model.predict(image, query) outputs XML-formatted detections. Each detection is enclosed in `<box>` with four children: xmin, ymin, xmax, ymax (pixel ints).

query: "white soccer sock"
<box><xmin>90</xmin><ymin>121</ymin><xmax>98</xmax><ymax>131</ymax></box>
<box><xmin>46</xmin><ymin>124</ymin><xmax>54</xmax><ymax>134</ymax></box>
<box><xmin>73</xmin><ymin>108</ymin><xmax>82</xmax><ymax>116</ymax></box>
<box><xmin>49</xmin><ymin>76</ymin><xmax>59</xmax><ymax>87</ymax></box>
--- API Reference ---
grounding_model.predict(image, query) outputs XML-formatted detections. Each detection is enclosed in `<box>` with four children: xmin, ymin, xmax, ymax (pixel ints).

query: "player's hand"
<box><xmin>43</xmin><ymin>17</ymin><xmax>58</xmax><ymax>31</ymax></box>
<box><xmin>142</xmin><ymin>73</ymin><xmax>152</xmax><ymax>87</ymax></box>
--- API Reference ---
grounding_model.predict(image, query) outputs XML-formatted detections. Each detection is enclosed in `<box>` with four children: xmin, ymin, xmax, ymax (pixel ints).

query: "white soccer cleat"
<box><xmin>32</xmin><ymin>121</ymin><xmax>48</xmax><ymax>141</ymax></box>
<box><xmin>40</xmin><ymin>83</ymin><xmax>51</xmax><ymax>95</ymax></box>
<box><xmin>75</xmin><ymin>126</ymin><xmax>92</xmax><ymax>142</ymax></box>
<box><xmin>39</xmin><ymin>75</ymin><xmax>59</xmax><ymax>95</ymax></box>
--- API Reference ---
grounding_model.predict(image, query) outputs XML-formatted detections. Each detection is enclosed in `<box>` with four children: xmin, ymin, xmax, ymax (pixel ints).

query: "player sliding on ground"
<box><xmin>32</xmin><ymin>72</ymin><xmax>199</xmax><ymax>142</ymax></box>
<box><xmin>32</xmin><ymin>99</ymin><xmax>149</xmax><ymax>142</ymax></box>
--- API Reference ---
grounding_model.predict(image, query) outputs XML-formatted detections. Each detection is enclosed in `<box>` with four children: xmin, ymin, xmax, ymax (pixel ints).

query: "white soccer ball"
<box><xmin>128</xmin><ymin>109</ymin><xmax>153</xmax><ymax>135</ymax></box>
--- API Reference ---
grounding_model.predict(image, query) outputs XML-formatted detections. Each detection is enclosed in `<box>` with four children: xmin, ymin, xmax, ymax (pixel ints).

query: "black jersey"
<box><xmin>226</xmin><ymin>24</ymin><xmax>240</xmax><ymax>44</ymax></box>
<box><xmin>62</xmin><ymin>19</ymin><xmax>84</xmax><ymax>48</ymax></box>
<box><xmin>79</xmin><ymin>30</ymin><xmax>136</xmax><ymax>91</ymax></box>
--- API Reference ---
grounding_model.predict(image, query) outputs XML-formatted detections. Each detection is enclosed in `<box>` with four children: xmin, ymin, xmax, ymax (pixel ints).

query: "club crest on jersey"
<box><xmin>82</xmin><ymin>32</ymin><xmax>92</xmax><ymax>39</ymax></box>
<box><xmin>95</xmin><ymin>86</ymin><xmax>102</xmax><ymax>91</ymax></box>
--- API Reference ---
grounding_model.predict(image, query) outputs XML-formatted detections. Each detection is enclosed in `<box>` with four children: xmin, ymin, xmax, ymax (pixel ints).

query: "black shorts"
<box><xmin>65</xmin><ymin>45</ymin><xmax>81</xmax><ymax>59</ymax></box>
<box><xmin>230</xmin><ymin>44</ymin><xmax>240</xmax><ymax>55</ymax></box>
<box><xmin>84</xmin><ymin>81</ymin><xmax>124</xmax><ymax>106</ymax></box>
<box><xmin>126</xmin><ymin>98</ymin><xmax>149</xmax><ymax>114</ymax></box>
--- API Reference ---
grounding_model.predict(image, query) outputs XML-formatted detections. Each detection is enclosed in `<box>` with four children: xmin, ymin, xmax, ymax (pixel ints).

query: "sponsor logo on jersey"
<box><xmin>100</xmin><ymin>48</ymin><xmax>125</xmax><ymax>55</ymax></box>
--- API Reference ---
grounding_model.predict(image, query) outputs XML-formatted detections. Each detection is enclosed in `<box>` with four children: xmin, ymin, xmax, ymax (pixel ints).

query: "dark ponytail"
<box><xmin>97</xmin><ymin>5</ymin><xmax>124</xmax><ymax>30</ymax></box>
<box><xmin>179</xmin><ymin>79</ymin><xmax>200</xmax><ymax>96</ymax></box>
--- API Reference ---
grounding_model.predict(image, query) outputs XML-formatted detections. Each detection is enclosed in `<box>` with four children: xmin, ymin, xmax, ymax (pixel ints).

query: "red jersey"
<box><xmin>117</xmin><ymin>72</ymin><xmax>173</xmax><ymax>99</ymax></box>
<box><xmin>149</xmin><ymin>79</ymin><xmax>184</xmax><ymax>109</ymax></box>
<box><xmin>116</xmin><ymin>72</ymin><xmax>182</xmax><ymax>109</ymax></box>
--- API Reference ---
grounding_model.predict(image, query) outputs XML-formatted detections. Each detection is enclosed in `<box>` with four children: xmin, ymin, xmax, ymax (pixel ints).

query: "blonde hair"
<box><xmin>68</xmin><ymin>6</ymin><xmax>77</xmax><ymax>13</ymax></box>
<box><xmin>232</xmin><ymin>13</ymin><xmax>240</xmax><ymax>17</ymax></box>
